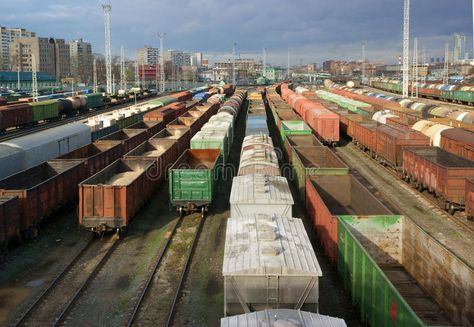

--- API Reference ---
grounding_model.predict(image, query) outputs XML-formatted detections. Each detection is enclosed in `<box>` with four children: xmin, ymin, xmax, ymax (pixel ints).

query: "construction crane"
<box><xmin>411</xmin><ymin>37</ymin><xmax>418</xmax><ymax>98</ymax></box>
<box><xmin>402</xmin><ymin>0</ymin><xmax>410</xmax><ymax>98</ymax></box>
<box><xmin>102</xmin><ymin>2</ymin><xmax>112</xmax><ymax>94</ymax></box>
<box><xmin>159</xmin><ymin>32</ymin><xmax>166</xmax><ymax>93</ymax></box>
<box><xmin>120</xmin><ymin>46</ymin><xmax>126</xmax><ymax>91</ymax></box>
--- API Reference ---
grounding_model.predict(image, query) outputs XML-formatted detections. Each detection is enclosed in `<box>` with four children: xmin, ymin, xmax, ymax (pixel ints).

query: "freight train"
<box><xmin>224</xmin><ymin>90</ymin><xmax>324</xmax><ymax>317</ymax></box>
<box><xmin>370</xmin><ymin>78</ymin><xmax>474</xmax><ymax>105</ymax></box>
<box><xmin>326</xmin><ymin>81</ymin><xmax>474</xmax><ymax>125</ymax></box>
<box><xmin>264</xmin><ymin>83</ymin><xmax>468</xmax><ymax>326</ymax></box>
<box><xmin>0</xmin><ymin>87</ymin><xmax>218</xmax><ymax>242</ymax></box>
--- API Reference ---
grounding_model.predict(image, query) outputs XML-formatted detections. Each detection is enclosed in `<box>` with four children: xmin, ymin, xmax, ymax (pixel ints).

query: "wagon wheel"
<box><xmin>447</xmin><ymin>203</ymin><xmax>456</xmax><ymax>215</ymax></box>
<box><xmin>178</xmin><ymin>207</ymin><xmax>184</xmax><ymax>217</ymax></box>
<box><xmin>201</xmin><ymin>207</ymin><xmax>206</xmax><ymax>218</ymax></box>
<box><xmin>417</xmin><ymin>184</ymin><xmax>424</xmax><ymax>192</ymax></box>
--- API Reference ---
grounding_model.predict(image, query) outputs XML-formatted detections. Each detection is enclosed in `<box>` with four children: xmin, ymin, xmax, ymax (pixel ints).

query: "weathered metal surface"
<box><xmin>230</xmin><ymin>174</ymin><xmax>293</xmax><ymax>218</ymax></box>
<box><xmin>402</xmin><ymin>146</ymin><xmax>474</xmax><ymax>205</ymax></box>
<box><xmin>96</xmin><ymin>128</ymin><xmax>148</xmax><ymax>154</ymax></box>
<box><xmin>168</xmin><ymin>149</ymin><xmax>220</xmax><ymax>207</ymax></box>
<box><xmin>337</xmin><ymin>215</ymin><xmax>455</xmax><ymax>326</ymax></box>
<box><xmin>151</xmin><ymin>128</ymin><xmax>191</xmax><ymax>155</ymax></box>
<box><xmin>0</xmin><ymin>196</ymin><xmax>19</xmax><ymax>245</ymax></box>
<box><xmin>79</xmin><ymin>159</ymin><xmax>157</xmax><ymax>231</ymax></box>
<box><xmin>305</xmin><ymin>175</ymin><xmax>391</xmax><ymax>262</ymax></box>
<box><xmin>466</xmin><ymin>178</ymin><xmax>474</xmax><ymax>220</ymax></box>
<box><xmin>223</xmin><ymin>214</ymin><xmax>321</xmax><ymax>316</ymax></box>
<box><xmin>284</xmin><ymin>134</ymin><xmax>322</xmax><ymax>163</ymax></box>
<box><xmin>292</xmin><ymin>146</ymin><xmax>349</xmax><ymax>202</ymax></box>
<box><xmin>440</xmin><ymin>128</ymin><xmax>474</xmax><ymax>162</ymax></box>
<box><xmin>0</xmin><ymin>160</ymin><xmax>85</xmax><ymax>233</ymax></box>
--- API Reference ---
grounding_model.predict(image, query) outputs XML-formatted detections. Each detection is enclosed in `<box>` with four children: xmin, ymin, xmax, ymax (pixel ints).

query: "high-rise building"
<box><xmin>69</xmin><ymin>39</ymin><xmax>92</xmax><ymax>83</ymax></box>
<box><xmin>453</xmin><ymin>33</ymin><xmax>466</xmax><ymax>62</ymax></box>
<box><xmin>0</xmin><ymin>27</ymin><xmax>36</xmax><ymax>71</ymax></box>
<box><xmin>9</xmin><ymin>37</ymin><xmax>70</xmax><ymax>79</ymax></box>
<box><xmin>191</xmin><ymin>52</ymin><xmax>203</xmax><ymax>66</ymax></box>
<box><xmin>164</xmin><ymin>50</ymin><xmax>191</xmax><ymax>67</ymax></box>
<box><xmin>136</xmin><ymin>46</ymin><xmax>159</xmax><ymax>66</ymax></box>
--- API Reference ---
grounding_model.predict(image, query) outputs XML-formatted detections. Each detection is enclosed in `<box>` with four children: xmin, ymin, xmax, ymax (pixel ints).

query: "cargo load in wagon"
<box><xmin>223</xmin><ymin>214</ymin><xmax>322</xmax><ymax>316</ymax></box>
<box><xmin>238</xmin><ymin>144</ymin><xmax>280</xmax><ymax>177</ymax></box>
<box><xmin>305</xmin><ymin>175</ymin><xmax>392</xmax><ymax>262</ymax></box>
<box><xmin>151</xmin><ymin>128</ymin><xmax>190</xmax><ymax>155</ymax></box>
<box><xmin>292</xmin><ymin>146</ymin><xmax>349</xmax><ymax>202</ymax></box>
<box><xmin>124</xmin><ymin>138</ymin><xmax>178</xmax><ymax>183</ymax></box>
<box><xmin>279</xmin><ymin>121</ymin><xmax>312</xmax><ymax>146</ymax></box>
<box><xmin>284</xmin><ymin>134</ymin><xmax>322</xmax><ymax>163</ymax></box>
<box><xmin>338</xmin><ymin>215</ymin><xmax>465</xmax><ymax>326</ymax></box>
<box><xmin>79</xmin><ymin>159</ymin><xmax>157</xmax><ymax>232</ymax></box>
<box><xmin>168</xmin><ymin>149</ymin><xmax>220</xmax><ymax>217</ymax></box>
<box><xmin>191</xmin><ymin>130</ymin><xmax>228</xmax><ymax>165</ymax></box>
<box><xmin>95</xmin><ymin>128</ymin><xmax>148</xmax><ymax>154</ymax></box>
<box><xmin>229</xmin><ymin>174</ymin><xmax>293</xmax><ymax>218</ymax></box>
<box><xmin>51</xmin><ymin>141</ymin><xmax>123</xmax><ymax>177</ymax></box>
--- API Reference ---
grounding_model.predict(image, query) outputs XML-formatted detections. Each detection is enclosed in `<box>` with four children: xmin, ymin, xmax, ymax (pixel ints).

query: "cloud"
<box><xmin>0</xmin><ymin>0</ymin><xmax>471</xmax><ymax>65</ymax></box>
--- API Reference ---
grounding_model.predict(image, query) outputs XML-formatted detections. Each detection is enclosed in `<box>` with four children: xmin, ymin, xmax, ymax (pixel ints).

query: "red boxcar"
<box><xmin>305</xmin><ymin>107</ymin><xmax>340</xmax><ymax>145</ymax></box>
<box><xmin>305</xmin><ymin>175</ymin><xmax>392</xmax><ymax>262</ymax></box>
<box><xmin>466</xmin><ymin>178</ymin><xmax>474</xmax><ymax>220</ymax></box>
<box><xmin>376</xmin><ymin>124</ymin><xmax>430</xmax><ymax>169</ymax></box>
<box><xmin>403</xmin><ymin>147</ymin><xmax>474</xmax><ymax>212</ymax></box>
<box><xmin>0</xmin><ymin>103</ymin><xmax>32</xmax><ymax>133</ymax></box>
<box><xmin>0</xmin><ymin>160</ymin><xmax>86</xmax><ymax>237</ymax></box>
<box><xmin>352</xmin><ymin>121</ymin><xmax>378</xmax><ymax>154</ymax></box>
<box><xmin>440</xmin><ymin>128</ymin><xmax>474</xmax><ymax>162</ymax></box>
<box><xmin>173</xmin><ymin>91</ymin><xmax>192</xmax><ymax>102</ymax></box>
<box><xmin>79</xmin><ymin>159</ymin><xmax>157</xmax><ymax>232</ymax></box>
<box><xmin>143</xmin><ymin>102</ymin><xmax>187</xmax><ymax>125</ymax></box>
<box><xmin>0</xmin><ymin>196</ymin><xmax>20</xmax><ymax>245</ymax></box>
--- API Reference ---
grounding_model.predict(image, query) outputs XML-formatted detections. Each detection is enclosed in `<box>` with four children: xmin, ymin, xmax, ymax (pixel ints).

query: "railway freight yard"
<box><xmin>1</xmin><ymin>1</ymin><xmax>474</xmax><ymax>327</ymax></box>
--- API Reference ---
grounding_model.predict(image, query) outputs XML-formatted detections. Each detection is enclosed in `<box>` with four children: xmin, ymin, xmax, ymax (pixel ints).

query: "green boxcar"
<box><xmin>84</xmin><ymin>93</ymin><xmax>104</xmax><ymax>109</ymax></box>
<box><xmin>316</xmin><ymin>90</ymin><xmax>372</xmax><ymax>117</ymax></box>
<box><xmin>337</xmin><ymin>215</ymin><xmax>453</xmax><ymax>327</ymax></box>
<box><xmin>150</xmin><ymin>95</ymin><xmax>175</xmax><ymax>107</ymax></box>
<box><xmin>116</xmin><ymin>114</ymin><xmax>140</xmax><ymax>130</ymax></box>
<box><xmin>279</xmin><ymin>120</ymin><xmax>312</xmax><ymax>146</ymax></box>
<box><xmin>29</xmin><ymin>99</ymin><xmax>59</xmax><ymax>122</ymax></box>
<box><xmin>292</xmin><ymin>146</ymin><xmax>349</xmax><ymax>201</ymax></box>
<box><xmin>443</xmin><ymin>90</ymin><xmax>474</xmax><ymax>103</ymax></box>
<box><xmin>169</xmin><ymin>149</ymin><xmax>220</xmax><ymax>215</ymax></box>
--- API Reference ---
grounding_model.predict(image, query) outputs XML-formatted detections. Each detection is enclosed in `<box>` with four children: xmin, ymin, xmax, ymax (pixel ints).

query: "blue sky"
<box><xmin>0</xmin><ymin>0</ymin><xmax>471</xmax><ymax>65</ymax></box>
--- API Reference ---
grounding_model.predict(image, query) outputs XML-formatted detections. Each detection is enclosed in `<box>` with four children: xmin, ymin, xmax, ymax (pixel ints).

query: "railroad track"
<box><xmin>333</xmin><ymin>140</ymin><xmax>474</xmax><ymax>234</ymax></box>
<box><xmin>0</xmin><ymin>94</ymin><xmax>160</xmax><ymax>143</ymax></box>
<box><xmin>126</xmin><ymin>213</ymin><xmax>205</xmax><ymax>327</ymax></box>
<box><xmin>12</xmin><ymin>234</ymin><xmax>121</xmax><ymax>327</ymax></box>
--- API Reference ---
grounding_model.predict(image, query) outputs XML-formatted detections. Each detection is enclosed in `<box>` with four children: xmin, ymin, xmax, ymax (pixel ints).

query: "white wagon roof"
<box><xmin>223</xmin><ymin>214</ymin><xmax>322</xmax><ymax>276</ymax></box>
<box><xmin>230</xmin><ymin>174</ymin><xmax>293</xmax><ymax>205</ymax></box>
<box><xmin>221</xmin><ymin>309</ymin><xmax>347</xmax><ymax>327</ymax></box>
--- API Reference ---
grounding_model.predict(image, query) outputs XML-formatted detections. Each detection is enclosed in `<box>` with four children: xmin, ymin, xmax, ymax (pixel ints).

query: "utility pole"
<box><xmin>362</xmin><ymin>43</ymin><xmax>366</xmax><ymax>84</ymax></box>
<box><xmin>135</xmin><ymin>60</ymin><xmax>139</xmax><ymax>88</ymax></box>
<box><xmin>112</xmin><ymin>73</ymin><xmax>115</xmax><ymax>94</ymax></box>
<box><xmin>159</xmin><ymin>32</ymin><xmax>166</xmax><ymax>93</ymax></box>
<box><xmin>262</xmin><ymin>47</ymin><xmax>266</xmax><ymax>77</ymax></box>
<box><xmin>120</xmin><ymin>46</ymin><xmax>126</xmax><ymax>91</ymax></box>
<box><xmin>402</xmin><ymin>0</ymin><xmax>410</xmax><ymax>98</ymax></box>
<box><xmin>32</xmin><ymin>54</ymin><xmax>38</xmax><ymax>102</ymax></box>
<box><xmin>232</xmin><ymin>42</ymin><xmax>236</xmax><ymax>85</ymax></box>
<box><xmin>411</xmin><ymin>37</ymin><xmax>418</xmax><ymax>97</ymax></box>
<box><xmin>93</xmin><ymin>58</ymin><xmax>98</xmax><ymax>93</ymax></box>
<box><xmin>443</xmin><ymin>43</ymin><xmax>449</xmax><ymax>85</ymax></box>
<box><xmin>472</xmin><ymin>0</ymin><xmax>474</xmax><ymax>60</ymax></box>
<box><xmin>102</xmin><ymin>2</ymin><xmax>112</xmax><ymax>94</ymax></box>
<box><xmin>287</xmin><ymin>49</ymin><xmax>290</xmax><ymax>80</ymax></box>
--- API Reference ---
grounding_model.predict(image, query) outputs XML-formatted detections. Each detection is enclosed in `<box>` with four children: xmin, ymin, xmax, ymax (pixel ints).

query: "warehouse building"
<box><xmin>0</xmin><ymin>71</ymin><xmax>59</xmax><ymax>90</ymax></box>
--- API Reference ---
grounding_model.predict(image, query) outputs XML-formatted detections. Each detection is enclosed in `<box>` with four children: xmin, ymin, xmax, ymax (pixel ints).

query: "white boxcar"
<box><xmin>0</xmin><ymin>144</ymin><xmax>24</xmax><ymax>180</ymax></box>
<box><xmin>223</xmin><ymin>214</ymin><xmax>322</xmax><ymax>316</ymax></box>
<box><xmin>2</xmin><ymin>122</ymin><xmax>91</xmax><ymax>174</ymax></box>
<box><xmin>241</xmin><ymin>134</ymin><xmax>273</xmax><ymax>148</ymax></box>
<box><xmin>220</xmin><ymin>309</ymin><xmax>347</xmax><ymax>327</ymax></box>
<box><xmin>230</xmin><ymin>174</ymin><xmax>293</xmax><ymax>218</ymax></box>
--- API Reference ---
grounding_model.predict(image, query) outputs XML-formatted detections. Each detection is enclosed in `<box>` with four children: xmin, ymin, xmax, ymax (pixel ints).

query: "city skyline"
<box><xmin>0</xmin><ymin>0</ymin><xmax>472</xmax><ymax>65</ymax></box>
